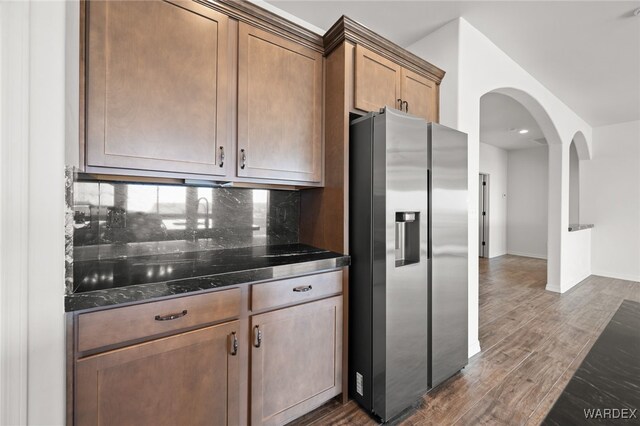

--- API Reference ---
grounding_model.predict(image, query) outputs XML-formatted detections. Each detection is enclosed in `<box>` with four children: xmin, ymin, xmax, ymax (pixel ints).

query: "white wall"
<box><xmin>564</xmin><ymin>229</ymin><xmax>592</xmax><ymax>286</ymax></box>
<box><xmin>28</xmin><ymin>2</ymin><xmax>67</xmax><ymax>423</ymax></box>
<box><xmin>581</xmin><ymin>120</ymin><xmax>640</xmax><ymax>282</ymax></box>
<box><xmin>409</xmin><ymin>18</ymin><xmax>592</xmax><ymax>355</ymax></box>
<box><xmin>507</xmin><ymin>146</ymin><xmax>548</xmax><ymax>259</ymax></box>
<box><xmin>1</xmin><ymin>3</ymin><xmax>30</xmax><ymax>423</ymax></box>
<box><xmin>479</xmin><ymin>142</ymin><xmax>508</xmax><ymax>257</ymax></box>
<box><xmin>1</xmin><ymin>1</ymin><xmax>67</xmax><ymax>424</ymax></box>
<box><xmin>407</xmin><ymin>19</ymin><xmax>460</xmax><ymax>129</ymax></box>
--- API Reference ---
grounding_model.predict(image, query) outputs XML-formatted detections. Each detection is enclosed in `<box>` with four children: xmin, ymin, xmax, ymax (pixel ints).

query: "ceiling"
<box><xmin>266</xmin><ymin>0</ymin><xmax>640</xmax><ymax>127</ymax></box>
<box><xmin>480</xmin><ymin>93</ymin><xmax>546</xmax><ymax>151</ymax></box>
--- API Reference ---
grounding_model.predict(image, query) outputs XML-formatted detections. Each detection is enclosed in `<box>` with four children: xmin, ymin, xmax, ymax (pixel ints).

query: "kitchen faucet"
<box><xmin>196</xmin><ymin>197</ymin><xmax>210</xmax><ymax>229</ymax></box>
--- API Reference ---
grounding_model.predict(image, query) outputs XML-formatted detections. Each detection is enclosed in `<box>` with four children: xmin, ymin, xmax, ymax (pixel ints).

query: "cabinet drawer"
<box><xmin>251</xmin><ymin>271</ymin><xmax>342</xmax><ymax>312</ymax></box>
<box><xmin>77</xmin><ymin>288</ymin><xmax>241</xmax><ymax>352</ymax></box>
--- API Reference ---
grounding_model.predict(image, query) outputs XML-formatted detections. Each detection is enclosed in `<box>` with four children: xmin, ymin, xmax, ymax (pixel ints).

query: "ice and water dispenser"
<box><xmin>395</xmin><ymin>212</ymin><xmax>420</xmax><ymax>267</ymax></box>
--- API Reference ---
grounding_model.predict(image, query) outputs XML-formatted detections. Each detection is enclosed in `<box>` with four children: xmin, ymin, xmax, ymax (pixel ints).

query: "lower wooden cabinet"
<box><xmin>71</xmin><ymin>272</ymin><xmax>345</xmax><ymax>425</ymax></box>
<box><xmin>250</xmin><ymin>296</ymin><xmax>343</xmax><ymax>426</ymax></box>
<box><xmin>75</xmin><ymin>321</ymin><xmax>240</xmax><ymax>426</ymax></box>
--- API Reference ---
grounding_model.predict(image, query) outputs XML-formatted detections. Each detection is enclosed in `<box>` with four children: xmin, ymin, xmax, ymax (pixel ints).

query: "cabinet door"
<box><xmin>86</xmin><ymin>0</ymin><xmax>230</xmax><ymax>176</ymax></box>
<box><xmin>400</xmin><ymin>68</ymin><xmax>439</xmax><ymax>122</ymax></box>
<box><xmin>75</xmin><ymin>321</ymin><xmax>240</xmax><ymax>426</ymax></box>
<box><xmin>237</xmin><ymin>23</ymin><xmax>323</xmax><ymax>183</ymax></box>
<box><xmin>354</xmin><ymin>45</ymin><xmax>402</xmax><ymax>112</ymax></box>
<box><xmin>251</xmin><ymin>296</ymin><xmax>342</xmax><ymax>426</ymax></box>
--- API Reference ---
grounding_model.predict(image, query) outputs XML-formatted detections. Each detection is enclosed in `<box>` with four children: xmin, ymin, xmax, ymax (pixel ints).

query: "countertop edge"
<box><xmin>568</xmin><ymin>224</ymin><xmax>594</xmax><ymax>232</ymax></box>
<box><xmin>65</xmin><ymin>255</ymin><xmax>350</xmax><ymax>313</ymax></box>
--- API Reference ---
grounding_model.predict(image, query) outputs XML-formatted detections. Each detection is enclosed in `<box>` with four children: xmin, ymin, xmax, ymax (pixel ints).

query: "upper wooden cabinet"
<box><xmin>354</xmin><ymin>45</ymin><xmax>402</xmax><ymax>112</ymax></box>
<box><xmin>237</xmin><ymin>23</ymin><xmax>323</xmax><ymax>183</ymax></box>
<box><xmin>400</xmin><ymin>68</ymin><xmax>439</xmax><ymax>122</ymax></box>
<box><xmin>353</xmin><ymin>44</ymin><xmax>439</xmax><ymax>122</ymax></box>
<box><xmin>85</xmin><ymin>0</ymin><xmax>230</xmax><ymax>177</ymax></box>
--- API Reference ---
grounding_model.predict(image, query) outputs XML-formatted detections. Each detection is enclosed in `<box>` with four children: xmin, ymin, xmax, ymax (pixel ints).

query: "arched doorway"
<box><xmin>478</xmin><ymin>90</ymin><xmax>554</xmax><ymax>350</ymax></box>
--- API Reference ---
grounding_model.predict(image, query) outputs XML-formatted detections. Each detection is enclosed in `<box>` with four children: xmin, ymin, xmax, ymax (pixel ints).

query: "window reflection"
<box><xmin>71</xmin><ymin>181</ymin><xmax>299</xmax><ymax>257</ymax></box>
<box><xmin>157</xmin><ymin>186</ymin><xmax>186</xmax><ymax>230</ymax></box>
<box><xmin>252</xmin><ymin>190</ymin><xmax>268</xmax><ymax>245</ymax></box>
<box><xmin>126</xmin><ymin>185</ymin><xmax>157</xmax><ymax>213</ymax></box>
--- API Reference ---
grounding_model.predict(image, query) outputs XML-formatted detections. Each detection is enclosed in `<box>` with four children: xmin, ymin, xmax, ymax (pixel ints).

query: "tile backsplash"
<box><xmin>66</xmin><ymin>173</ymin><xmax>300</xmax><ymax>292</ymax></box>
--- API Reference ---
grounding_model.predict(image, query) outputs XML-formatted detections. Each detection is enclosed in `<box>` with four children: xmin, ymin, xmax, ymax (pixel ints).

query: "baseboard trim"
<box><xmin>545</xmin><ymin>282</ymin><xmax>561</xmax><ymax>293</ymax></box>
<box><xmin>488</xmin><ymin>252</ymin><xmax>507</xmax><ymax>259</ymax></box>
<box><xmin>561</xmin><ymin>272</ymin><xmax>591</xmax><ymax>293</ymax></box>
<box><xmin>591</xmin><ymin>270</ymin><xmax>640</xmax><ymax>283</ymax></box>
<box><xmin>468</xmin><ymin>339</ymin><xmax>481</xmax><ymax>358</ymax></box>
<box><xmin>507</xmin><ymin>251</ymin><xmax>547</xmax><ymax>260</ymax></box>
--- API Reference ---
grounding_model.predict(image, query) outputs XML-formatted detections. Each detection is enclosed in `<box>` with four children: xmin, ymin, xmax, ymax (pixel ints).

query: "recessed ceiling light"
<box><xmin>519</xmin><ymin>129</ymin><xmax>529</xmax><ymax>134</ymax></box>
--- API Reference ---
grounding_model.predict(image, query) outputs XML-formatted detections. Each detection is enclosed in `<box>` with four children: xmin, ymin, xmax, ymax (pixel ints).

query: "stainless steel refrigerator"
<box><xmin>349</xmin><ymin>107</ymin><xmax>468</xmax><ymax>422</ymax></box>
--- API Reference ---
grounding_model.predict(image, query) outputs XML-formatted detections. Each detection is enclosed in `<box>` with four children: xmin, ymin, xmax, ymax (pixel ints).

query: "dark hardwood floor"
<box><xmin>287</xmin><ymin>255</ymin><xmax>640</xmax><ymax>425</ymax></box>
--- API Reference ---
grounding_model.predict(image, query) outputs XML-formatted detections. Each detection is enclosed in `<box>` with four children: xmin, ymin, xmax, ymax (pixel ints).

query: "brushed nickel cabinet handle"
<box><xmin>253</xmin><ymin>325</ymin><xmax>262</xmax><ymax>348</ymax></box>
<box><xmin>230</xmin><ymin>331</ymin><xmax>238</xmax><ymax>356</ymax></box>
<box><xmin>219</xmin><ymin>146</ymin><xmax>225</xmax><ymax>167</ymax></box>
<box><xmin>293</xmin><ymin>285</ymin><xmax>312</xmax><ymax>293</ymax></box>
<box><xmin>240</xmin><ymin>149</ymin><xmax>246</xmax><ymax>169</ymax></box>
<box><xmin>403</xmin><ymin>100</ymin><xmax>409</xmax><ymax>113</ymax></box>
<box><xmin>154</xmin><ymin>310</ymin><xmax>187</xmax><ymax>321</ymax></box>
<box><xmin>397</xmin><ymin>98</ymin><xmax>403</xmax><ymax>109</ymax></box>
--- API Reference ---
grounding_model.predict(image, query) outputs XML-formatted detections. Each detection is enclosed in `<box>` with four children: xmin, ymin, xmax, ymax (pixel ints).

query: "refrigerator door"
<box><xmin>375</xmin><ymin>108</ymin><xmax>429</xmax><ymax>420</ymax></box>
<box><xmin>428</xmin><ymin>123</ymin><xmax>469</xmax><ymax>388</ymax></box>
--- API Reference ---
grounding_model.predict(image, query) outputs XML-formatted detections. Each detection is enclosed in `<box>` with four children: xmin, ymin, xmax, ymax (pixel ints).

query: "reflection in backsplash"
<box><xmin>70</xmin><ymin>180</ymin><xmax>300</xmax><ymax>263</ymax></box>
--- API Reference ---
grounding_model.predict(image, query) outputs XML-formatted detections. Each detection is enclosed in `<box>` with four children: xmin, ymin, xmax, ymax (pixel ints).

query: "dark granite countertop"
<box><xmin>543</xmin><ymin>299</ymin><xmax>640</xmax><ymax>425</ymax></box>
<box><xmin>66</xmin><ymin>244</ymin><xmax>349</xmax><ymax>312</ymax></box>
<box><xmin>568</xmin><ymin>224</ymin><xmax>594</xmax><ymax>232</ymax></box>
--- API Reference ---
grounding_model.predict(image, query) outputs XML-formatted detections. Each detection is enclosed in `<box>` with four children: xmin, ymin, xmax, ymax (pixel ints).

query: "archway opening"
<box><xmin>569</xmin><ymin>130</ymin><xmax>590</xmax><ymax>227</ymax></box>
<box><xmin>569</xmin><ymin>140</ymin><xmax>580</xmax><ymax>225</ymax></box>
<box><xmin>477</xmin><ymin>89</ymin><xmax>558</xmax><ymax>351</ymax></box>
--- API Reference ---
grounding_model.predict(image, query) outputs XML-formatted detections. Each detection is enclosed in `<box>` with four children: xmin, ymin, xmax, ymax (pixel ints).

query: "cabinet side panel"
<box><xmin>348</xmin><ymin>114</ymin><xmax>374</xmax><ymax>410</ymax></box>
<box><xmin>299</xmin><ymin>43</ymin><xmax>348</xmax><ymax>252</ymax></box>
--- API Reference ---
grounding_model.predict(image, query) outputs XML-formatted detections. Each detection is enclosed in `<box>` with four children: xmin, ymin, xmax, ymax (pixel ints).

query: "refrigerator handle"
<box><xmin>427</xmin><ymin>168</ymin><xmax>431</xmax><ymax>260</ymax></box>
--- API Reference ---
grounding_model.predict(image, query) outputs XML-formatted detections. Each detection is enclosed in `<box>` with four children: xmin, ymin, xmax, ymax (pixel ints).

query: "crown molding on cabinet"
<box><xmin>323</xmin><ymin>15</ymin><xmax>445</xmax><ymax>84</ymax></box>
<box><xmin>198</xmin><ymin>3</ymin><xmax>444</xmax><ymax>83</ymax></box>
<box><xmin>196</xmin><ymin>0</ymin><xmax>325</xmax><ymax>52</ymax></box>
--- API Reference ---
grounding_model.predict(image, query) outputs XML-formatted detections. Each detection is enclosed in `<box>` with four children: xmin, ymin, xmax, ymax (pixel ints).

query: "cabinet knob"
<box><xmin>230</xmin><ymin>331</ymin><xmax>238</xmax><ymax>356</ymax></box>
<box><xmin>219</xmin><ymin>146</ymin><xmax>225</xmax><ymax>168</ymax></box>
<box><xmin>240</xmin><ymin>149</ymin><xmax>247</xmax><ymax>170</ymax></box>
<box><xmin>253</xmin><ymin>325</ymin><xmax>262</xmax><ymax>348</ymax></box>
